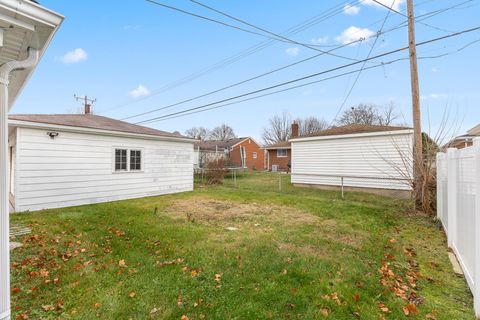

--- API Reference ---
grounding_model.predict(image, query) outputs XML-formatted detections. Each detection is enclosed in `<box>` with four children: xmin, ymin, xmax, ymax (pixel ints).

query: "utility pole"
<box><xmin>407</xmin><ymin>0</ymin><xmax>423</xmax><ymax>210</ymax></box>
<box><xmin>74</xmin><ymin>94</ymin><xmax>96</xmax><ymax>114</ymax></box>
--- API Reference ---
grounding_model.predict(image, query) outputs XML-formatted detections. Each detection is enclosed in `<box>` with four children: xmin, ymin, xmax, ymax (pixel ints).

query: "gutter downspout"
<box><xmin>0</xmin><ymin>48</ymin><xmax>39</xmax><ymax>320</ymax></box>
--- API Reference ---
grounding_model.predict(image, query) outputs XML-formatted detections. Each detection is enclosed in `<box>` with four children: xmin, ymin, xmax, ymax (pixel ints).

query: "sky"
<box><xmin>12</xmin><ymin>0</ymin><xmax>480</xmax><ymax>142</ymax></box>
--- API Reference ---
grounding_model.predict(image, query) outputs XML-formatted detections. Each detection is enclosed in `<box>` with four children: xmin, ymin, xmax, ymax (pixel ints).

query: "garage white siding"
<box><xmin>291</xmin><ymin>130</ymin><xmax>413</xmax><ymax>191</ymax></box>
<box><xmin>14</xmin><ymin>127</ymin><xmax>194</xmax><ymax>212</ymax></box>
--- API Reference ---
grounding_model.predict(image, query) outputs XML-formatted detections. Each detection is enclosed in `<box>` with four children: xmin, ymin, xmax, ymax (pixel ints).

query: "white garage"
<box><xmin>290</xmin><ymin>124</ymin><xmax>414</xmax><ymax>197</ymax></box>
<box><xmin>8</xmin><ymin>114</ymin><xmax>196</xmax><ymax>212</ymax></box>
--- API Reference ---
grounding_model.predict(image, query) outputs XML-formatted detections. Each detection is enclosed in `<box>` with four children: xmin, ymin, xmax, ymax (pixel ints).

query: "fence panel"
<box><xmin>437</xmin><ymin>139</ymin><xmax>480</xmax><ymax>317</ymax></box>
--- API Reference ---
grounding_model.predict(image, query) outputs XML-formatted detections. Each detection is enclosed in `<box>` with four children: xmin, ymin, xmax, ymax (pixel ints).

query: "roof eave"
<box><xmin>0</xmin><ymin>0</ymin><xmax>64</xmax><ymax>108</ymax></box>
<box><xmin>290</xmin><ymin>129</ymin><xmax>414</xmax><ymax>142</ymax></box>
<box><xmin>9</xmin><ymin>119</ymin><xmax>197</xmax><ymax>143</ymax></box>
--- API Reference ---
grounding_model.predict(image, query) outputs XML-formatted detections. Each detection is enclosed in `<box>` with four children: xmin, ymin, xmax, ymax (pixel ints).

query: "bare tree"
<box><xmin>209</xmin><ymin>124</ymin><xmax>237</xmax><ymax>140</ymax></box>
<box><xmin>185</xmin><ymin>127</ymin><xmax>210</xmax><ymax>140</ymax></box>
<box><xmin>336</xmin><ymin>103</ymin><xmax>401</xmax><ymax>126</ymax></box>
<box><xmin>379</xmin><ymin>102</ymin><xmax>400</xmax><ymax>126</ymax></box>
<box><xmin>262</xmin><ymin>111</ymin><xmax>292</xmax><ymax>145</ymax></box>
<box><xmin>295</xmin><ymin>116</ymin><xmax>329</xmax><ymax>135</ymax></box>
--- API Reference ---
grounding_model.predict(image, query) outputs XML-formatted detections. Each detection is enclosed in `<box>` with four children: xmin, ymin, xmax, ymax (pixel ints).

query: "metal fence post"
<box><xmin>473</xmin><ymin>138</ymin><xmax>480</xmax><ymax>317</ymax></box>
<box><xmin>279</xmin><ymin>173</ymin><xmax>282</xmax><ymax>192</ymax></box>
<box><xmin>447</xmin><ymin>148</ymin><xmax>457</xmax><ymax>249</ymax></box>
<box><xmin>341</xmin><ymin>177</ymin><xmax>344</xmax><ymax>199</ymax></box>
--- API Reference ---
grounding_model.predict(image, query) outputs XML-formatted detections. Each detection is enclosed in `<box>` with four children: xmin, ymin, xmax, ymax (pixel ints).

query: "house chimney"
<box><xmin>84</xmin><ymin>104</ymin><xmax>91</xmax><ymax>115</ymax></box>
<box><xmin>291</xmin><ymin>122</ymin><xmax>299</xmax><ymax>138</ymax></box>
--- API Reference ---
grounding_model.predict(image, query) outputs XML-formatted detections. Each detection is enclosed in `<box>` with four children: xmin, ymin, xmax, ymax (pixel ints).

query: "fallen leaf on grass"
<box><xmin>118</xmin><ymin>260</ymin><xmax>126</xmax><ymax>267</ymax></box>
<box><xmin>177</xmin><ymin>295</ymin><xmax>183</xmax><ymax>307</ymax></box>
<box><xmin>12</xmin><ymin>287</ymin><xmax>21</xmax><ymax>294</ymax></box>
<box><xmin>16</xmin><ymin>313</ymin><xmax>28</xmax><ymax>319</ymax></box>
<box><xmin>39</xmin><ymin>269</ymin><xmax>49</xmax><ymax>278</ymax></box>
<box><xmin>378</xmin><ymin>302</ymin><xmax>390</xmax><ymax>313</ymax></box>
<box><xmin>94</xmin><ymin>303</ymin><xmax>101</xmax><ymax>309</ymax></box>
<box><xmin>42</xmin><ymin>305</ymin><xmax>55</xmax><ymax>312</ymax></box>
<box><xmin>214</xmin><ymin>273</ymin><xmax>222</xmax><ymax>282</ymax></box>
<box><xmin>352</xmin><ymin>293</ymin><xmax>360</xmax><ymax>302</ymax></box>
<box><xmin>128</xmin><ymin>291</ymin><xmax>136</xmax><ymax>298</ymax></box>
<box><xmin>181</xmin><ymin>315</ymin><xmax>189</xmax><ymax>320</ymax></box>
<box><xmin>426</xmin><ymin>311</ymin><xmax>437</xmax><ymax>319</ymax></box>
<box><xmin>320</xmin><ymin>308</ymin><xmax>330</xmax><ymax>317</ymax></box>
<box><xmin>402</xmin><ymin>303</ymin><xmax>418</xmax><ymax>316</ymax></box>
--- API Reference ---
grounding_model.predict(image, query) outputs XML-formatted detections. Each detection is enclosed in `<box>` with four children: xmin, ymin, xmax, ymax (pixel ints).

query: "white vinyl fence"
<box><xmin>437</xmin><ymin>139</ymin><xmax>480</xmax><ymax>317</ymax></box>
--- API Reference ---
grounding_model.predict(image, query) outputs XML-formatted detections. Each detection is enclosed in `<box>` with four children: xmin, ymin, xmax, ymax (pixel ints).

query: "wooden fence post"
<box><xmin>447</xmin><ymin>148</ymin><xmax>457</xmax><ymax>249</ymax></box>
<box><xmin>473</xmin><ymin>138</ymin><xmax>480</xmax><ymax>317</ymax></box>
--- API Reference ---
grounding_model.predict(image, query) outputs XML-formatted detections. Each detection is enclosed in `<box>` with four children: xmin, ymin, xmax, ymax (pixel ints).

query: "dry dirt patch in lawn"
<box><xmin>165</xmin><ymin>197</ymin><xmax>319</xmax><ymax>227</ymax></box>
<box><xmin>164</xmin><ymin>197</ymin><xmax>365</xmax><ymax>248</ymax></box>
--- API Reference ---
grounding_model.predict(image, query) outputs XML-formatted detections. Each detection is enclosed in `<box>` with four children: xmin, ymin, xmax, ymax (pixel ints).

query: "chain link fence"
<box><xmin>194</xmin><ymin>170</ymin><xmax>412</xmax><ymax>200</ymax></box>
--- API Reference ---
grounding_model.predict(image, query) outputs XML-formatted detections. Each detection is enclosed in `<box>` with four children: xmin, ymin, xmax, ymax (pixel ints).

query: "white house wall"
<box><xmin>291</xmin><ymin>132</ymin><xmax>413</xmax><ymax>190</ymax></box>
<box><xmin>14</xmin><ymin>127</ymin><xmax>194</xmax><ymax>212</ymax></box>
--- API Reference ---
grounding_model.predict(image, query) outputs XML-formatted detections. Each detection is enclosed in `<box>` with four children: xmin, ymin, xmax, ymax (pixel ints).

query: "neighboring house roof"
<box><xmin>293</xmin><ymin>124</ymin><xmax>412</xmax><ymax>139</ymax></box>
<box><xmin>195</xmin><ymin>137</ymin><xmax>250</xmax><ymax>151</ymax></box>
<box><xmin>264</xmin><ymin>141</ymin><xmax>291</xmax><ymax>150</ymax></box>
<box><xmin>9</xmin><ymin>114</ymin><xmax>192</xmax><ymax>140</ymax></box>
<box><xmin>467</xmin><ymin>124</ymin><xmax>480</xmax><ymax>136</ymax></box>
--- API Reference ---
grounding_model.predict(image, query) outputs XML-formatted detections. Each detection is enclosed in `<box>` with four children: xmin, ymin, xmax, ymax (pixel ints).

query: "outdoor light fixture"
<box><xmin>47</xmin><ymin>131</ymin><xmax>59</xmax><ymax>139</ymax></box>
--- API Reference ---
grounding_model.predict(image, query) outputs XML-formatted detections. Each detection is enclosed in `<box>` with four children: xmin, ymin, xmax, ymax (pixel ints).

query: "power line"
<box><xmin>146</xmin><ymin>0</ymin><xmax>362</xmax><ymax>62</ymax></box>
<box><xmin>121</xmin><ymin>24</ymin><xmax>404</xmax><ymax>121</ymax></box>
<box><xmin>187</xmin><ymin>0</ymin><xmax>360</xmax><ymax>60</ymax></box>
<box><xmin>333</xmin><ymin>0</ymin><xmax>395</xmax><ymax>122</ymax></box>
<box><xmin>99</xmin><ymin>0</ymin><xmax>358</xmax><ymax>114</ymax></box>
<box><xmin>100</xmin><ymin>0</ymin><xmax>472</xmax><ymax>116</ymax></box>
<box><xmin>371</xmin><ymin>0</ymin><xmax>454</xmax><ymax>33</ymax></box>
<box><xmin>135</xmin><ymin>25</ymin><xmax>480</xmax><ymax>125</ymax></box>
<box><xmin>156</xmin><ymin>59</ymin><xmax>408</xmax><ymax>122</ymax></box>
<box><xmin>145</xmin><ymin>37</ymin><xmax>479</xmax><ymax>123</ymax></box>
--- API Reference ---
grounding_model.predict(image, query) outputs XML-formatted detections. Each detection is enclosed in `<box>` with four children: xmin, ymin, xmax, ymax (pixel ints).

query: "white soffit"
<box><xmin>0</xmin><ymin>0</ymin><xmax>63</xmax><ymax>108</ymax></box>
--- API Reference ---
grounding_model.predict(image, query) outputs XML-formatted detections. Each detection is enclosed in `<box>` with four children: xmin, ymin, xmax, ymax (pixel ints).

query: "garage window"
<box><xmin>115</xmin><ymin>149</ymin><xmax>127</xmax><ymax>171</ymax></box>
<box><xmin>114</xmin><ymin>148</ymin><xmax>142</xmax><ymax>172</ymax></box>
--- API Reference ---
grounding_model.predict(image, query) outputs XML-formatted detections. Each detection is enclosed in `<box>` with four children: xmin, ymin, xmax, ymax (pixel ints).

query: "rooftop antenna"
<box><xmin>74</xmin><ymin>94</ymin><xmax>96</xmax><ymax>114</ymax></box>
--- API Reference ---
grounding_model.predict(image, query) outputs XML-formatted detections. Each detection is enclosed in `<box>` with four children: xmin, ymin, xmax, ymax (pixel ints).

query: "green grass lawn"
<box><xmin>10</xmin><ymin>172</ymin><xmax>473</xmax><ymax>319</ymax></box>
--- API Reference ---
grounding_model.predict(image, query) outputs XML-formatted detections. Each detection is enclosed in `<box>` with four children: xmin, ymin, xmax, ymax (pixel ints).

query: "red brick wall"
<box><xmin>267</xmin><ymin>149</ymin><xmax>291</xmax><ymax>172</ymax></box>
<box><xmin>229</xmin><ymin>138</ymin><xmax>264</xmax><ymax>170</ymax></box>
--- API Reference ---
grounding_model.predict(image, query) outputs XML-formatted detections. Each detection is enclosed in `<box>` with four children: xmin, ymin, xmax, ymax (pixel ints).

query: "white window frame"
<box><xmin>277</xmin><ymin>149</ymin><xmax>288</xmax><ymax>158</ymax></box>
<box><xmin>112</xmin><ymin>147</ymin><xmax>144</xmax><ymax>173</ymax></box>
<box><xmin>252</xmin><ymin>152</ymin><xmax>257</xmax><ymax>159</ymax></box>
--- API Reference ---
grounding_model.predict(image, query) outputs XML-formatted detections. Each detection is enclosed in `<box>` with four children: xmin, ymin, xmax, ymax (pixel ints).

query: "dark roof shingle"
<box><xmin>9</xmin><ymin>114</ymin><xmax>189</xmax><ymax>139</ymax></box>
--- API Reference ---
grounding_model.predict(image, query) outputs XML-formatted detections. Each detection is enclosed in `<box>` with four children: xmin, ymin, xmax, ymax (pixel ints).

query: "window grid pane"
<box><xmin>130</xmin><ymin>150</ymin><xmax>141</xmax><ymax>171</ymax></box>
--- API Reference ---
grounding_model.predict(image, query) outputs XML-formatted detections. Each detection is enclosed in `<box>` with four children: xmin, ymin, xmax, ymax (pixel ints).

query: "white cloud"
<box><xmin>344</xmin><ymin>4</ymin><xmax>361</xmax><ymax>15</ymax></box>
<box><xmin>123</xmin><ymin>25</ymin><xmax>141</xmax><ymax>31</ymax></box>
<box><xmin>285</xmin><ymin>47</ymin><xmax>300</xmax><ymax>56</ymax></box>
<box><xmin>362</xmin><ymin>0</ymin><xmax>405</xmax><ymax>11</ymax></box>
<box><xmin>129</xmin><ymin>85</ymin><xmax>151</xmax><ymax>98</ymax></box>
<box><xmin>335</xmin><ymin>26</ymin><xmax>375</xmax><ymax>45</ymax></box>
<box><xmin>59</xmin><ymin>48</ymin><xmax>88</xmax><ymax>65</ymax></box>
<box><xmin>421</xmin><ymin>93</ymin><xmax>448</xmax><ymax>100</ymax></box>
<box><xmin>311</xmin><ymin>36</ymin><xmax>329</xmax><ymax>45</ymax></box>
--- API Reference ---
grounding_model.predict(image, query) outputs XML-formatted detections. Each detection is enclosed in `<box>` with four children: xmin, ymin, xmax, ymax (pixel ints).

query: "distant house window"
<box><xmin>114</xmin><ymin>148</ymin><xmax>142</xmax><ymax>172</ymax></box>
<box><xmin>130</xmin><ymin>150</ymin><xmax>142</xmax><ymax>171</ymax></box>
<box><xmin>277</xmin><ymin>149</ymin><xmax>288</xmax><ymax>157</ymax></box>
<box><xmin>253</xmin><ymin>152</ymin><xmax>257</xmax><ymax>159</ymax></box>
<box><xmin>115</xmin><ymin>149</ymin><xmax>127</xmax><ymax>171</ymax></box>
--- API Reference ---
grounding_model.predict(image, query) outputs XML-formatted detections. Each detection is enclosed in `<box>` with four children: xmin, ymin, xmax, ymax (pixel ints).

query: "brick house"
<box><xmin>264</xmin><ymin>123</ymin><xmax>299</xmax><ymax>172</ymax></box>
<box><xmin>195</xmin><ymin>137</ymin><xmax>264</xmax><ymax>170</ymax></box>
<box><xmin>228</xmin><ymin>137</ymin><xmax>264</xmax><ymax>170</ymax></box>
<box><xmin>264</xmin><ymin>141</ymin><xmax>291</xmax><ymax>172</ymax></box>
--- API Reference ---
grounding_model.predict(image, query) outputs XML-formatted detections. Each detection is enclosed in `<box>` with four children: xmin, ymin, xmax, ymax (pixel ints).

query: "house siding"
<box><xmin>291</xmin><ymin>131</ymin><xmax>413</xmax><ymax>191</ymax></box>
<box><xmin>14</xmin><ymin>127</ymin><xmax>193</xmax><ymax>212</ymax></box>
